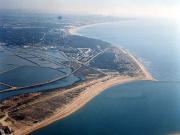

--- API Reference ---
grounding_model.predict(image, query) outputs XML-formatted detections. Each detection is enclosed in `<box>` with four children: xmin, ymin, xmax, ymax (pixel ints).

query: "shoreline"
<box><xmin>15</xmin><ymin>75</ymin><xmax>153</xmax><ymax>135</ymax></box>
<box><xmin>68</xmin><ymin>22</ymin><xmax>109</xmax><ymax>36</ymax></box>
<box><xmin>69</xmin><ymin>23</ymin><xmax>155</xmax><ymax>81</ymax></box>
<box><xmin>13</xmin><ymin>22</ymin><xmax>155</xmax><ymax>135</ymax></box>
<box><xmin>121</xmin><ymin>48</ymin><xmax>155</xmax><ymax>81</ymax></box>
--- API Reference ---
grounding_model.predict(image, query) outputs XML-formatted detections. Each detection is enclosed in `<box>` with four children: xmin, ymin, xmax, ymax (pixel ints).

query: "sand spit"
<box><xmin>15</xmin><ymin>74</ymin><xmax>153</xmax><ymax>135</ymax></box>
<box><xmin>13</xmin><ymin>23</ymin><xmax>155</xmax><ymax>135</ymax></box>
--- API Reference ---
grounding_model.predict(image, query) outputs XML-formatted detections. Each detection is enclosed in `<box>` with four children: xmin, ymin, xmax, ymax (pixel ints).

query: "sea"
<box><xmin>33</xmin><ymin>18</ymin><xmax>180</xmax><ymax>135</ymax></box>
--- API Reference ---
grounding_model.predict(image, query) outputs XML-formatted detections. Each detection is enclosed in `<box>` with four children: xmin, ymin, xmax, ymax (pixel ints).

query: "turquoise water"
<box><xmin>33</xmin><ymin>19</ymin><xmax>180</xmax><ymax>135</ymax></box>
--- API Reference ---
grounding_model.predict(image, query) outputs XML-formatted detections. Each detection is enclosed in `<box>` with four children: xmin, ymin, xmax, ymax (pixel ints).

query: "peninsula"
<box><xmin>0</xmin><ymin>13</ymin><xmax>155</xmax><ymax>135</ymax></box>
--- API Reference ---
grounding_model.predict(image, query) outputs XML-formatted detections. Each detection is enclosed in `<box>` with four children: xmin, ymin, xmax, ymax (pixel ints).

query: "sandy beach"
<box><xmin>15</xmin><ymin>74</ymin><xmax>153</xmax><ymax>135</ymax></box>
<box><xmin>13</xmin><ymin>23</ymin><xmax>155</xmax><ymax>135</ymax></box>
<box><xmin>68</xmin><ymin>22</ymin><xmax>109</xmax><ymax>35</ymax></box>
<box><xmin>69</xmin><ymin>23</ymin><xmax>155</xmax><ymax>81</ymax></box>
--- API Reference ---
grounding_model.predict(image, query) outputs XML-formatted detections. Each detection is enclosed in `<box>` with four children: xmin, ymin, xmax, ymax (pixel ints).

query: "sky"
<box><xmin>0</xmin><ymin>0</ymin><xmax>179</xmax><ymax>18</ymax></box>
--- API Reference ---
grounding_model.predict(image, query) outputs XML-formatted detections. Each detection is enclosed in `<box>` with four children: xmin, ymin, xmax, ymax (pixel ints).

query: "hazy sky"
<box><xmin>0</xmin><ymin>0</ymin><xmax>179</xmax><ymax>18</ymax></box>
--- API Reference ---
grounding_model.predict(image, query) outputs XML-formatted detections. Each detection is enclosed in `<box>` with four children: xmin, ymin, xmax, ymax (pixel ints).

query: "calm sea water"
<box><xmin>33</xmin><ymin>19</ymin><xmax>180</xmax><ymax>135</ymax></box>
<box><xmin>78</xmin><ymin>19</ymin><xmax>180</xmax><ymax>81</ymax></box>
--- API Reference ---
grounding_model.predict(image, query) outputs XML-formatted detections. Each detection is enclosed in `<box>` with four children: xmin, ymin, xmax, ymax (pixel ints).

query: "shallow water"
<box><xmin>0</xmin><ymin>75</ymin><xmax>80</xmax><ymax>101</ymax></box>
<box><xmin>0</xmin><ymin>66</ymin><xmax>66</xmax><ymax>87</ymax></box>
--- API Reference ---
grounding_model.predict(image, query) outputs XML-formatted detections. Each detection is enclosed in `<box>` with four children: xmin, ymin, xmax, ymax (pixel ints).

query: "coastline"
<box><xmin>13</xmin><ymin>23</ymin><xmax>155</xmax><ymax>135</ymax></box>
<box><xmin>69</xmin><ymin>23</ymin><xmax>155</xmax><ymax>81</ymax></box>
<box><xmin>68</xmin><ymin>22</ymin><xmax>109</xmax><ymax>36</ymax></box>
<box><xmin>121</xmin><ymin>48</ymin><xmax>155</xmax><ymax>81</ymax></box>
<box><xmin>15</xmin><ymin>75</ymin><xmax>152</xmax><ymax>135</ymax></box>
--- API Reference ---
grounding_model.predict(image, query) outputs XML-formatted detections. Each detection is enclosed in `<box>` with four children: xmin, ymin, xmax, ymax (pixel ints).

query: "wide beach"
<box><xmin>14</xmin><ymin>24</ymin><xmax>155</xmax><ymax>135</ymax></box>
<box><xmin>15</xmin><ymin>75</ymin><xmax>153</xmax><ymax>135</ymax></box>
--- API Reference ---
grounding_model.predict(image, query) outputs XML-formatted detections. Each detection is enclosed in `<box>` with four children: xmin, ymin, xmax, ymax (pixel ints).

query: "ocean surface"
<box><xmin>78</xmin><ymin>19</ymin><xmax>180</xmax><ymax>81</ymax></box>
<box><xmin>32</xmin><ymin>19</ymin><xmax>180</xmax><ymax>135</ymax></box>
